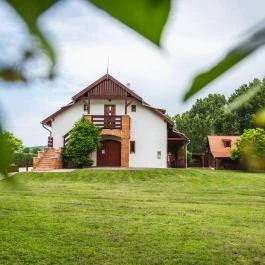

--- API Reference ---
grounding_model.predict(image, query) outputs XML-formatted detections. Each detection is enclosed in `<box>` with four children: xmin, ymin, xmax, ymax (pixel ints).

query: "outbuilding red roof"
<box><xmin>207</xmin><ymin>136</ymin><xmax>240</xmax><ymax>158</ymax></box>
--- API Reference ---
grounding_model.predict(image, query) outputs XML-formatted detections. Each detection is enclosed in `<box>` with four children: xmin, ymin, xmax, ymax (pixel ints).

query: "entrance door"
<box><xmin>97</xmin><ymin>140</ymin><xmax>121</xmax><ymax>167</ymax></box>
<box><xmin>104</xmin><ymin>105</ymin><xmax>116</xmax><ymax>128</ymax></box>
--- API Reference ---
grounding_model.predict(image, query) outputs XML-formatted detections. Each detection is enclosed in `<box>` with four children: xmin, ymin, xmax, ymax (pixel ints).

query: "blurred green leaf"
<box><xmin>225</xmin><ymin>84</ymin><xmax>261</xmax><ymax>112</ymax></box>
<box><xmin>184</xmin><ymin>26</ymin><xmax>265</xmax><ymax>101</ymax></box>
<box><xmin>254</xmin><ymin>109</ymin><xmax>265</xmax><ymax>127</ymax></box>
<box><xmin>90</xmin><ymin>0</ymin><xmax>171</xmax><ymax>46</ymax></box>
<box><xmin>7</xmin><ymin>0</ymin><xmax>56</xmax><ymax>71</ymax></box>
<box><xmin>0</xmin><ymin>125</ymin><xmax>11</xmax><ymax>177</ymax></box>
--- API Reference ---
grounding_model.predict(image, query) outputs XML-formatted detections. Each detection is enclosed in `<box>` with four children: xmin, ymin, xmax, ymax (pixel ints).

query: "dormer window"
<box><xmin>223</xmin><ymin>140</ymin><xmax>231</xmax><ymax>148</ymax></box>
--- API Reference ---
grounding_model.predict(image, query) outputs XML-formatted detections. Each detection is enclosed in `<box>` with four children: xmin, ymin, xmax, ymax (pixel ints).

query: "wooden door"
<box><xmin>104</xmin><ymin>105</ymin><xmax>116</xmax><ymax>116</ymax></box>
<box><xmin>104</xmin><ymin>105</ymin><xmax>116</xmax><ymax>128</ymax></box>
<box><xmin>97</xmin><ymin>140</ymin><xmax>121</xmax><ymax>167</ymax></box>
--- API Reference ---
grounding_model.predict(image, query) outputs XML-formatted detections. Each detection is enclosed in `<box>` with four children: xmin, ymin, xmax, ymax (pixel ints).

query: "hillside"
<box><xmin>1</xmin><ymin>169</ymin><xmax>265</xmax><ymax>264</ymax></box>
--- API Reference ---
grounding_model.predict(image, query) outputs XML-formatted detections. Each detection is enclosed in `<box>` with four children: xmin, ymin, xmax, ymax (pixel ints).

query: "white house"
<box><xmin>33</xmin><ymin>74</ymin><xmax>188</xmax><ymax>170</ymax></box>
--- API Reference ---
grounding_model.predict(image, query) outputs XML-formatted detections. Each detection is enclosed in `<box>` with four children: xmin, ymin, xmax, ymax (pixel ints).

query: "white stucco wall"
<box><xmin>128</xmin><ymin>102</ymin><xmax>168</xmax><ymax>168</ymax></box>
<box><xmin>90</xmin><ymin>99</ymin><xmax>125</xmax><ymax>115</ymax></box>
<box><xmin>52</xmin><ymin>102</ymin><xmax>84</xmax><ymax>147</ymax></box>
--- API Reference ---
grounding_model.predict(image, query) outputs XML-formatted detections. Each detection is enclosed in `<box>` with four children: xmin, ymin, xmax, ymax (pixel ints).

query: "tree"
<box><xmin>175</xmin><ymin>94</ymin><xmax>232</xmax><ymax>152</ymax></box>
<box><xmin>0</xmin><ymin>130</ymin><xmax>23</xmax><ymax>175</ymax></box>
<box><xmin>227</xmin><ymin>78</ymin><xmax>265</xmax><ymax>133</ymax></box>
<box><xmin>23</xmin><ymin>147</ymin><xmax>30</xmax><ymax>153</ymax></box>
<box><xmin>63</xmin><ymin>117</ymin><xmax>101</xmax><ymax>168</ymax></box>
<box><xmin>214</xmin><ymin>111</ymin><xmax>240</xmax><ymax>136</ymax></box>
<box><xmin>231</xmin><ymin>128</ymin><xmax>265</xmax><ymax>170</ymax></box>
<box><xmin>3</xmin><ymin>131</ymin><xmax>23</xmax><ymax>154</ymax></box>
<box><xmin>31</xmin><ymin>147</ymin><xmax>42</xmax><ymax>155</ymax></box>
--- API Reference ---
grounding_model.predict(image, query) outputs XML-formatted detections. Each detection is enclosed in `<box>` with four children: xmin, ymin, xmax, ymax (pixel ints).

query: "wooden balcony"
<box><xmin>63</xmin><ymin>115</ymin><xmax>126</xmax><ymax>147</ymax></box>
<box><xmin>91</xmin><ymin>115</ymin><xmax>122</xmax><ymax>129</ymax></box>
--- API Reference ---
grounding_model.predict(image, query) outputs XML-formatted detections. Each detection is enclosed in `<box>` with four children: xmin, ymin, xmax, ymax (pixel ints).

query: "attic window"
<box><xmin>131</xmin><ymin>105</ymin><xmax>136</xmax><ymax>112</ymax></box>
<box><xmin>223</xmin><ymin>140</ymin><xmax>231</xmax><ymax>148</ymax></box>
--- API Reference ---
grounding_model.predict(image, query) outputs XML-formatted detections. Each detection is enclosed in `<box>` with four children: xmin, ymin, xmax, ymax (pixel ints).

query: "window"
<box><xmin>131</xmin><ymin>105</ymin><xmax>136</xmax><ymax>112</ymax></box>
<box><xmin>130</xmin><ymin>141</ymin><xmax>135</xmax><ymax>153</ymax></box>
<box><xmin>84</xmin><ymin>104</ymin><xmax>88</xmax><ymax>111</ymax></box>
<box><xmin>157</xmin><ymin>151</ymin><xmax>161</xmax><ymax>159</ymax></box>
<box><xmin>223</xmin><ymin>140</ymin><xmax>231</xmax><ymax>148</ymax></box>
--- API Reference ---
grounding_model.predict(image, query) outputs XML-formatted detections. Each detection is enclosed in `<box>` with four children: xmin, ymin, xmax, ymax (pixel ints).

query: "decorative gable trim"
<box><xmin>41</xmin><ymin>74</ymin><xmax>174</xmax><ymax>126</ymax></box>
<box><xmin>72</xmin><ymin>74</ymin><xmax>143</xmax><ymax>101</ymax></box>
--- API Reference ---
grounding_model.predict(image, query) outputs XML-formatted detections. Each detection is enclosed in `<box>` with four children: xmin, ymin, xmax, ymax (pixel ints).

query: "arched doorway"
<box><xmin>97</xmin><ymin>139</ymin><xmax>121</xmax><ymax>167</ymax></box>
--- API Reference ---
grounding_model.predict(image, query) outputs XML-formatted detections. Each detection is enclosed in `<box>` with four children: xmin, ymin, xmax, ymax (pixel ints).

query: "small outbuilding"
<box><xmin>206</xmin><ymin>136</ymin><xmax>240</xmax><ymax>169</ymax></box>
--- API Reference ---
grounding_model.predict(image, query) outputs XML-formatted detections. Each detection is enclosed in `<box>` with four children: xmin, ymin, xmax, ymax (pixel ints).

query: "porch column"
<box><xmin>121</xmin><ymin>115</ymin><xmax>130</xmax><ymax>167</ymax></box>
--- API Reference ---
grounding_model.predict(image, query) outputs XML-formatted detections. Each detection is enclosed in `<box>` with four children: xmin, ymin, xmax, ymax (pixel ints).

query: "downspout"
<box><xmin>185</xmin><ymin>139</ymin><xmax>190</xmax><ymax>169</ymax></box>
<box><xmin>42</xmin><ymin>124</ymin><xmax>52</xmax><ymax>137</ymax></box>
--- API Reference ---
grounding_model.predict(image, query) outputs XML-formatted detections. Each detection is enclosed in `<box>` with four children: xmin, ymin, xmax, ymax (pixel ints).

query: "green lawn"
<box><xmin>0</xmin><ymin>169</ymin><xmax>265</xmax><ymax>265</ymax></box>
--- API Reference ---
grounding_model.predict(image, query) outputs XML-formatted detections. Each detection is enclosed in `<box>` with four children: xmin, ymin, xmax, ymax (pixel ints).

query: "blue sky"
<box><xmin>0</xmin><ymin>0</ymin><xmax>265</xmax><ymax>146</ymax></box>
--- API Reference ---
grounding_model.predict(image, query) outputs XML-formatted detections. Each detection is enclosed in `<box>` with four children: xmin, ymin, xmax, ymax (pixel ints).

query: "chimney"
<box><xmin>126</xmin><ymin>82</ymin><xmax>130</xmax><ymax>88</ymax></box>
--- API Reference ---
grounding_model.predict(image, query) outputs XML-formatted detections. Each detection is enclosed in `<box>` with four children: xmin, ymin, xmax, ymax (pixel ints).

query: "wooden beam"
<box><xmin>87</xmin><ymin>93</ymin><xmax>90</xmax><ymax>114</ymax></box>
<box><xmin>126</xmin><ymin>99</ymin><xmax>135</xmax><ymax>108</ymax></box>
<box><xmin>125</xmin><ymin>97</ymin><xmax>127</xmax><ymax>114</ymax></box>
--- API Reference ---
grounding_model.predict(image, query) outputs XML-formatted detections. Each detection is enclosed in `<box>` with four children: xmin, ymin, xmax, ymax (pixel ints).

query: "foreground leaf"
<box><xmin>90</xmin><ymin>0</ymin><xmax>171</xmax><ymax>46</ymax></box>
<box><xmin>184</xmin><ymin>25</ymin><xmax>265</xmax><ymax>101</ymax></box>
<box><xmin>225</xmin><ymin>84</ymin><xmax>261</xmax><ymax>112</ymax></box>
<box><xmin>0</xmin><ymin>125</ymin><xmax>11</xmax><ymax>177</ymax></box>
<box><xmin>254</xmin><ymin>109</ymin><xmax>265</xmax><ymax>127</ymax></box>
<box><xmin>7</xmin><ymin>0</ymin><xmax>56</xmax><ymax>71</ymax></box>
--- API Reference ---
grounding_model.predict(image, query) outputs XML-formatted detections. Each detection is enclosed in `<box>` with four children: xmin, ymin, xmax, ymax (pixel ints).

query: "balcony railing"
<box><xmin>91</xmin><ymin>115</ymin><xmax>122</xmax><ymax>129</ymax></box>
<box><xmin>63</xmin><ymin>115</ymin><xmax>123</xmax><ymax>147</ymax></box>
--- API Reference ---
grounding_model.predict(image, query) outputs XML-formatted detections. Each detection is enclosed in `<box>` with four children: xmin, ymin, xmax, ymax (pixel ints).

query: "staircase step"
<box><xmin>33</xmin><ymin>147</ymin><xmax>62</xmax><ymax>170</ymax></box>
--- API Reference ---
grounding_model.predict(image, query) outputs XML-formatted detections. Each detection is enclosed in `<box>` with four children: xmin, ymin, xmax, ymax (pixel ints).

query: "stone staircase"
<box><xmin>33</xmin><ymin>148</ymin><xmax>62</xmax><ymax>171</ymax></box>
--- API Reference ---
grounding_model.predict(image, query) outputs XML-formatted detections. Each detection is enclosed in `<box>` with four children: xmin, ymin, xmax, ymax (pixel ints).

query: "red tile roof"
<box><xmin>207</xmin><ymin>136</ymin><xmax>240</xmax><ymax>158</ymax></box>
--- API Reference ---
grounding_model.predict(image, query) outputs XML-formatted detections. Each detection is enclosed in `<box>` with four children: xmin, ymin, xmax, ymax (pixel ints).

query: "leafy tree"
<box><xmin>23</xmin><ymin>147</ymin><xmax>30</xmax><ymax>153</ymax></box>
<box><xmin>31</xmin><ymin>147</ymin><xmax>42</xmax><ymax>155</ymax></box>
<box><xmin>227</xmin><ymin>78</ymin><xmax>265</xmax><ymax>133</ymax></box>
<box><xmin>175</xmin><ymin>94</ymin><xmax>233</xmax><ymax>152</ymax></box>
<box><xmin>63</xmin><ymin>117</ymin><xmax>101</xmax><ymax>168</ymax></box>
<box><xmin>3</xmin><ymin>131</ymin><xmax>23</xmax><ymax>154</ymax></box>
<box><xmin>12</xmin><ymin>152</ymin><xmax>34</xmax><ymax>167</ymax></box>
<box><xmin>214</xmin><ymin>111</ymin><xmax>240</xmax><ymax>136</ymax></box>
<box><xmin>0</xmin><ymin>130</ymin><xmax>23</xmax><ymax>175</ymax></box>
<box><xmin>231</xmin><ymin>128</ymin><xmax>265</xmax><ymax>170</ymax></box>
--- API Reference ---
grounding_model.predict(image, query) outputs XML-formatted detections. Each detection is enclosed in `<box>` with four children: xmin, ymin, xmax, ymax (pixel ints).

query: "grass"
<box><xmin>0</xmin><ymin>168</ymin><xmax>265</xmax><ymax>265</ymax></box>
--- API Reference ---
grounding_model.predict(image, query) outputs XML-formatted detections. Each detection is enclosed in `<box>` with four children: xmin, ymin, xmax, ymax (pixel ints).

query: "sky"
<box><xmin>0</xmin><ymin>0</ymin><xmax>265</xmax><ymax>147</ymax></box>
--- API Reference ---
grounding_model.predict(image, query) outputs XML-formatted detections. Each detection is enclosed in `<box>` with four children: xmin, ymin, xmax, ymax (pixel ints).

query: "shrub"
<box><xmin>63</xmin><ymin>117</ymin><xmax>101</xmax><ymax>168</ymax></box>
<box><xmin>231</xmin><ymin>128</ymin><xmax>265</xmax><ymax>170</ymax></box>
<box><xmin>12</xmin><ymin>152</ymin><xmax>34</xmax><ymax>167</ymax></box>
